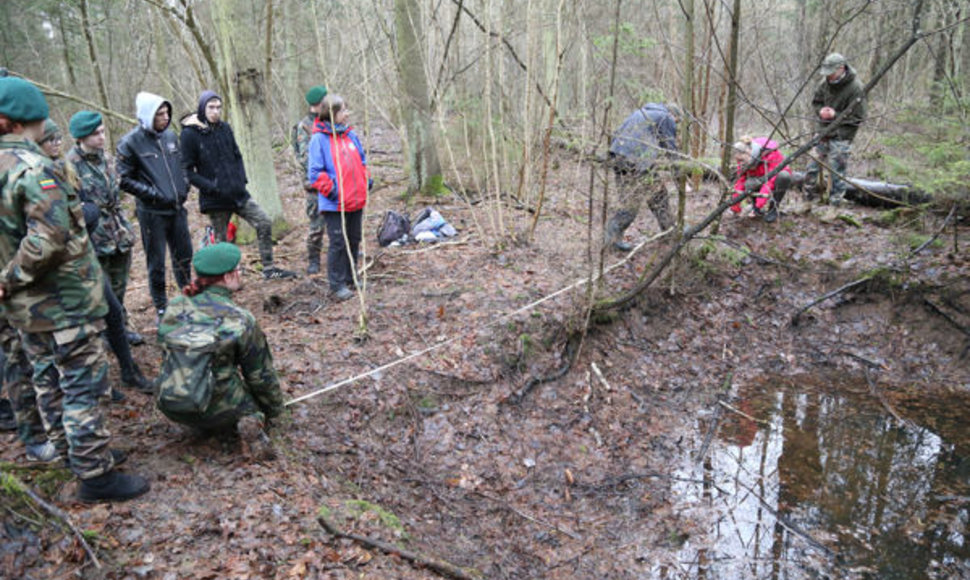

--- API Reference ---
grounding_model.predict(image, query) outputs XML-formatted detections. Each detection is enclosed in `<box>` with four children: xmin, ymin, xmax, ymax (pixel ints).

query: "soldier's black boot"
<box><xmin>121</xmin><ymin>362</ymin><xmax>155</xmax><ymax>394</ymax></box>
<box><xmin>605</xmin><ymin>214</ymin><xmax>633</xmax><ymax>252</ymax></box>
<box><xmin>77</xmin><ymin>470</ymin><xmax>150</xmax><ymax>503</ymax></box>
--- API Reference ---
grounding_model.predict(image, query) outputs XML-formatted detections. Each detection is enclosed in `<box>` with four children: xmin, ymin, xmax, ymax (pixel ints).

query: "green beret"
<box><xmin>193</xmin><ymin>242</ymin><xmax>241</xmax><ymax>276</ymax></box>
<box><xmin>305</xmin><ymin>85</ymin><xmax>328</xmax><ymax>105</ymax></box>
<box><xmin>39</xmin><ymin>119</ymin><xmax>60</xmax><ymax>144</ymax></box>
<box><xmin>0</xmin><ymin>77</ymin><xmax>49</xmax><ymax>122</ymax></box>
<box><xmin>69</xmin><ymin>111</ymin><xmax>103</xmax><ymax>139</ymax></box>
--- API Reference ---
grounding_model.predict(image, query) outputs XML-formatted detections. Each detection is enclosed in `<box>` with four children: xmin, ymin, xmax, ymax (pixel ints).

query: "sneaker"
<box><xmin>763</xmin><ymin>206</ymin><xmax>778</xmax><ymax>223</ymax></box>
<box><xmin>0</xmin><ymin>398</ymin><xmax>16</xmax><ymax>431</ymax></box>
<box><xmin>110</xmin><ymin>387</ymin><xmax>126</xmax><ymax>403</ymax></box>
<box><xmin>307</xmin><ymin>261</ymin><xmax>320</xmax><ymax>275</ymax></box>
<box><xmin>77</xmin><ymin>470</ymin><xmax>150</xmax><ymax>503</ymax></box>
<box><xmin>237</xmin><ymin>415</ymin><xmax>277</xmax><ymax>461</ymax></box>
<box><xmin>25</xmin><ymin>441</ymin><xmax>59</xmax><ymax>463</ymax></box>
<box><xmin>333</xmin><ymin>286</ymin><xmax>354</xmax><ymax>301</ymax></box>
<box><xmin>155</xmin><ymin>308</ymin><xmax>166</xmax><ymax>326</ymax></box>
<box><xmin>612</xmin><ymin>240</ymin><xmax>633</xmax><ymax>252</ymax></box>
<box><xmin>263</xmin><ymin>267</ymin><xmax>297</xmax><ymax>280</ymax></box>
<box><xmin>125</xmin><ymin>329</ymin><xmax>145</xmax><ymax>346</ymax></box>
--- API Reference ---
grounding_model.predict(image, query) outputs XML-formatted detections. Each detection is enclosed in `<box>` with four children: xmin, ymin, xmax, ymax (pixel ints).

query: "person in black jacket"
<box><xmin>116</xmin><ymin>92</ymin><xmax>194</xmax><ymax>320</ymax></box>
<box><xmin>180</xmin><ymin>91</ymin><xmax>296</xmax><ymax>280</ymax></box>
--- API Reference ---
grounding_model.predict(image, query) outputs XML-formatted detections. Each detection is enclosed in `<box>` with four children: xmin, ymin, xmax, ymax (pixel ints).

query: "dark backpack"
<box><xmin>377</xmin><ymin>210</ymin><xmax>410</xmax><ymax>247</ymax></box>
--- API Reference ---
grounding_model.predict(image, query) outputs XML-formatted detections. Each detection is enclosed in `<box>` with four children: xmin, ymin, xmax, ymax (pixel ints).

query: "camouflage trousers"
<box><xmin>306</xmin><ymin>193</ymin><xmax>326</xmax><ymax>260</ymax></box>
<box><xmin>607</xmin><ymin>169</ymin><xmax>674</xmax><ymax>246</ymax></box>
<box><xmin>160</xmin><ymin>383</ymin><xmax>264</xmax><ymax>435</ymax></box>
<box><xmin>804</xmin><ymin>139</ymin><xmax>852</xmax><ymax>203</ymax></box>
<box><xmin>0</xmin><ymin>320</ymin><xmax>46</xmax><ymax>446</ymax></box>
<box><xmin>209</xmin><ymin>199</ymin><xmax>275</xmax><ymax>269</ymax></box>
<box><xmin>98</xmin><ymin>251</ymin><xmax>132</xmax><ymax>309</ymax></box>
<box><xmin>20</xmin><ymin>321</ymin><xmax>115</xmax><ymax>479</ymax></box>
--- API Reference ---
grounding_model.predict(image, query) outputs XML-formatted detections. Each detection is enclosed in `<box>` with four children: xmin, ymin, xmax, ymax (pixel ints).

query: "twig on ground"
<box><xmin>472</xmin><ymin>491</ymin><xmax>581</xmax><ymax>540</ymax></box>
<box><xmin>1</xmin><ymin>473</ymin><xmax>102</xmax><ymax>570</ymax></box>
<box><xmin>911</xmin><ymin>205</ymin><xmax>957</xmax><ymax>256</ymax></box>
<box><xmin>840</xmin><ymin>350</ymin><xmax>888</xmax><ymax>369</ymax></box>
<box><xmin>696</xmin><ymin>372</ymin><xmax>734</xmax><ymax>462</ymax></box>
<box><xmin>790</xmin><ymin>274</ymin><xmax>874</xmax><ymax>326</ymax></box>
<box><xmin>718</xmin><ymin>399</ymin><xmax>772</xmax><ymax>427</ymax></box>
<box><xmin>922</xmin><ymin>297</ymin><xmax>970</xmax><ymax>337</ymax></box>
<box><xmin>317</xmin><ymin>515</ymin><xmax>480</xmax><ymax>580</ymax></box>
<box><xmin>402</xmin><ymin>239</ymin><xmax>470</xmax><ymax>255</ymax></box>
<box><xmin>590</xmin><ymin>362</ymin><xmax>612</xmax><ymax>391</ymax></box>
<box><xmin>864</xmin><ymin>368</ymin><xmax>914</xmax><ymax>428</ymax></box>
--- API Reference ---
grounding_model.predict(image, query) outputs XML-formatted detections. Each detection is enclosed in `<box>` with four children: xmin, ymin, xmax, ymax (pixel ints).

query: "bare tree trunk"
<box><xmin>394</xmin><ymin>0</ymin><xmax>444</xmax><ymax>196</ymax></box>
<box><xmin>212</xmin><ymin>0</ymin><xmax>284</xmax><ymax>220</ymax></box>
<box><xmin>712</xmin><ymin>0</ymin><xmax>741</xmax><ymax>237</ymax></box>
<box><xmin>79</xmin><ymin>0</ymin><xmax>110</xmax><ymax>111</ymax></box>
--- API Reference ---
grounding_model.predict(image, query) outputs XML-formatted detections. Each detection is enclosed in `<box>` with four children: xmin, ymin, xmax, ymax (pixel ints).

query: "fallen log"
<box><xmin>791</xmin><ymin>171</ymin><xmax>932</xmax><ymax>207</ymax></box>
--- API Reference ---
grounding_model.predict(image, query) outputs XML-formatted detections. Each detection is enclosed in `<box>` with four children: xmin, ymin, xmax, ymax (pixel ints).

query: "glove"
<box><xmin>368</xmin><ymin>178</ymin><xmax>374</xmax><ymax>191</ymax></box>
<box><xmin>326</xmin><ymin>189</ymin><xmax>339</xmax><ymax>202</ymax></box>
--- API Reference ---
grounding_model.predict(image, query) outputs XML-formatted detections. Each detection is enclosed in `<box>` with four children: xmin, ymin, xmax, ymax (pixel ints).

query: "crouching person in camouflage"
<box><xmin>0</xmin><ymin>78</ymin><xmax>149</xmax><ymax>502</ymax></box>
<box><xmin>156</xmin><ymin>243</ymin><xmax>283</xmax><ymax>460</ymax></box>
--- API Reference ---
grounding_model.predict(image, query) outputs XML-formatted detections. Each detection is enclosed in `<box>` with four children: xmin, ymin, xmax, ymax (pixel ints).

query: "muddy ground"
<box><xmin>2</xmin><ymin>125</ymin><xmax>968</xmax><ymax>579</ymax></box>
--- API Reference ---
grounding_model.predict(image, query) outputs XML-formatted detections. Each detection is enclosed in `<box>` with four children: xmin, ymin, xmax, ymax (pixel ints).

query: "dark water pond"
<box><xmin>666</xmin><ymin>377</ymin><xmax>969</xmax><ymax>579</ymax></box>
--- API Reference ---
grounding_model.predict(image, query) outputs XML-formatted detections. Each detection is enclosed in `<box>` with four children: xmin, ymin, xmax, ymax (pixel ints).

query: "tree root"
<box><xmin>504</xmin><ymin>333</ymin><xmax>581</xmax><ymax>406</ymax></box>
<box><xmin>317</xmin><ymin>514</ymin><xmax>480</xmax><ymax>580</ymax></box>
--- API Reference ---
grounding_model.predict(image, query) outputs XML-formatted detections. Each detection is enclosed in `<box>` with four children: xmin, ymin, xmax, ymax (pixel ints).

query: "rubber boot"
<box><xmin>121</xmin><ymin>362</ymin><xmax>155</xmax><ymax>394</ymax></box>
<box><xmin>0</xmin><ymin>398</ymin><xmax>16</xmax><ymax>431</ymax></box>
<box><xmin>307</xmin><ymin>242</ymin><xmax>321</xmax><ymax>275</ymax></box>
<box><xmin>77</xmin><ymin>470</ymin><xmax>150</xmax><ymax>503</ymax></box>
<box><xmin>605</xmin><ymin>212</ymin><xmax>634</xmax><ymax>252</ymax></box>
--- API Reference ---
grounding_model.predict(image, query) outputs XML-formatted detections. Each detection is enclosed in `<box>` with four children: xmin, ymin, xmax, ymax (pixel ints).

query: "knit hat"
<box><xmin>193</xmin><ymin>242</ymin><xmax>241</xmax><ymax>276</ymax></box>
<box><xmin>305</xmin><ymin>85</ymin><xmax>328</xmax><ymax>106</ymax></box>
<box><xmin>39</xmin><ymin>119</ymin><xmax>61</xmax><ymax>144</ymax></box>
<box><xmin>820</xmin><ymin>53</ymin><xmax>847</xmax><ymax>76</ymax></box>
<box><xmin>69</xmin><ymin>110</ymin><xmax>103</xmax><ymax>139</ymax></box>
<box><xmin>0</xmin><ymin>77</ymin><xmax>49</xmax><ymax>122</ymax></box>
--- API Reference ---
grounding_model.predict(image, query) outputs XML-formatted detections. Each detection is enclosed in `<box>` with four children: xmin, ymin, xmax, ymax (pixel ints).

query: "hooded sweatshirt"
<box><xmin>179</xmin><ymin>90</ymin><xmax>250</xmax><ymax>213</ymax></box>
<box><xmin>116</xmin><ymin>91</ymin><xmax>189</xmax><ymax>214</ymax></box>
<box><xmin>609</xmin><ymin>103</ymin><xmax>678</xmax><ymax>173</ymax></box>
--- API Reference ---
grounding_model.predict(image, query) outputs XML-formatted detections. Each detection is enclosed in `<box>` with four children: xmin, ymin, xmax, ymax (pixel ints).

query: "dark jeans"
<box><xmin>137</xmin><ymin>207</ymin><xmax>193</xmax><ymax>311</ymax></box>
<box><xmin>323</xmin><ymin>210</ymin><xmax>362</xmax><ymax>292</ymax></box>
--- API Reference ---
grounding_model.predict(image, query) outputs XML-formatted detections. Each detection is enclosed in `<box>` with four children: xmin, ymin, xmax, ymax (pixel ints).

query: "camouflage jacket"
<box><xmin>66</xmin><ymin>145</ymin><xmax>134</xmax><ymax>256</ymax></box>
<box><xmin>157</xmin><ymin>286</ymin><xmax>283</xmax><ymax>422</ymax></box>
<box><xmin>292</xmin><ymin>114</ymin><xmax>316</xmax><ymax>182</ymax></box>
<box><xmin>0</xmin><ymin>135</ymin><xmax>107</xmax><ymax>333</ymax></box>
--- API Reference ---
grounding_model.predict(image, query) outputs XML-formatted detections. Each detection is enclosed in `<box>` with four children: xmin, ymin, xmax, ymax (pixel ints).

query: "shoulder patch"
<box><xmin>39</xmin><ymin>178</ymin><xmax>57</xmax><ymax>190</ymax></box>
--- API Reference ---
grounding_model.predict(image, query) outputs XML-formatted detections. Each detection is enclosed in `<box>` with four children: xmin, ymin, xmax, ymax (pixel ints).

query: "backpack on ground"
<box><xmin>156</xmin><ymin>324</ymin><xmax>230</xmax><ymax>417</ymax></box>
<box><xmin>377</xmin><ymin>210</ymin><xmax>410</xmax><ymax>247</ymax></box>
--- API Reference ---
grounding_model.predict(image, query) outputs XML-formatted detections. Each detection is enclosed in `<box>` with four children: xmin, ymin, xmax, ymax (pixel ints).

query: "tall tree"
<box><xmin>394</xmin><ymin>0</ymin><xmax>444</xmax><ymax>196</ymax></box>
<box><xmin>211</xmin><ymin>0</ymin><xmax>284</xmax><ymax>220</ymax></box>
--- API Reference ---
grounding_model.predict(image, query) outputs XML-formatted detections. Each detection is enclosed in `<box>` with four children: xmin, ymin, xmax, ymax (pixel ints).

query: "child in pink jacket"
<box><xmin>731</xmin><ymin>136</ymin><xmax>791</xmax><ymax>222</ymax></box>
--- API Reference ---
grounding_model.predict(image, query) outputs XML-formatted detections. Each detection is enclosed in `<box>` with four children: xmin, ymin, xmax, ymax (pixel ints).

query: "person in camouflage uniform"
<box><xmin>803</xmin><ymin>53</ymin><xmax>867</xmax><ymax>206</ymax></box>
<box><xmin>606</xmin><ymin>103</ymin><xmax>681</xmax><ymax>252</ymax></box>
<box><xmin>0</xmin><ymin>77</ymin><xmax>149</xmax><ymax>502</ymax></box>
<box><xmin>67</xmin><ymin>111</ymin><xmax>142</xmax><ymax>344</ymax></box>
<box><xmin>293</xmin><ymin>85</ymin><xmax>327</xmax><ymax>274</ymax></box>
<box><xmin>156</xmin><ymin>242</ymin><xmax>283</xmax><ymax>459</ymax></box>
<box><xmin>0</xmin><ymin>317</ymin><xmax>58</xmax><ymax>462</ymax></box>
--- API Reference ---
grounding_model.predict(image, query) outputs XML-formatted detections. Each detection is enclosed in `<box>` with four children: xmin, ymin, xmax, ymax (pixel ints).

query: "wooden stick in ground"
<box><xmin>1</xmin><ymin>473</ymin><xmax>102</xmax><ymax>570</ymax></box>
<box><xmin>317</xmin><ymin>515</ymin><xmax>480</xmax><ymax>580</ymax></box>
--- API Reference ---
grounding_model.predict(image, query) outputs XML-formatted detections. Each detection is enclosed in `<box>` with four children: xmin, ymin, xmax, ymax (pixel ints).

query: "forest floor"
<box><xmin>1</xmin><ymin>123</ymin><xmax>968</xmax><ymax>579</ymax></box>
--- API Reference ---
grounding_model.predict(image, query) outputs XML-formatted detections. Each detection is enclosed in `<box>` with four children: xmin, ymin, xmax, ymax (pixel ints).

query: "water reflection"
<box><xmin>666</xmin><ymin>378</ymin><xmax>969</xmax><ymax>579</ymax></box>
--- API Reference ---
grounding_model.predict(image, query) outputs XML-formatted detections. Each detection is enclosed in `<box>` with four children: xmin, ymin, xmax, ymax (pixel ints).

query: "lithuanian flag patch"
<box><xmin>39</xmin><ymin>178</ymin><xmax>57</xmax><ymax>190</ymax></box>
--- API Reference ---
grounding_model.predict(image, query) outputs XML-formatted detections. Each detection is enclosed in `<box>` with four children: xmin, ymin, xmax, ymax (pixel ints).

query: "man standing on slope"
<box><xmin>181</xmin><ymin>90</ymin><xmax>295</xmax><ymax>280</ymax></box>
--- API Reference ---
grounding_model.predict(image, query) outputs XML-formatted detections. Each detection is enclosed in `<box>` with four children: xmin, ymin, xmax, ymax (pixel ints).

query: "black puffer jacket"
<box><xmin>116</xmin><ymin>92</ymin><xmax>189</xmax><ymax>215</ymax></box>
<box><xmin>179</xmin><ymin>93</ymin><xmax>250</xmax><ymax>214</ymax></box>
